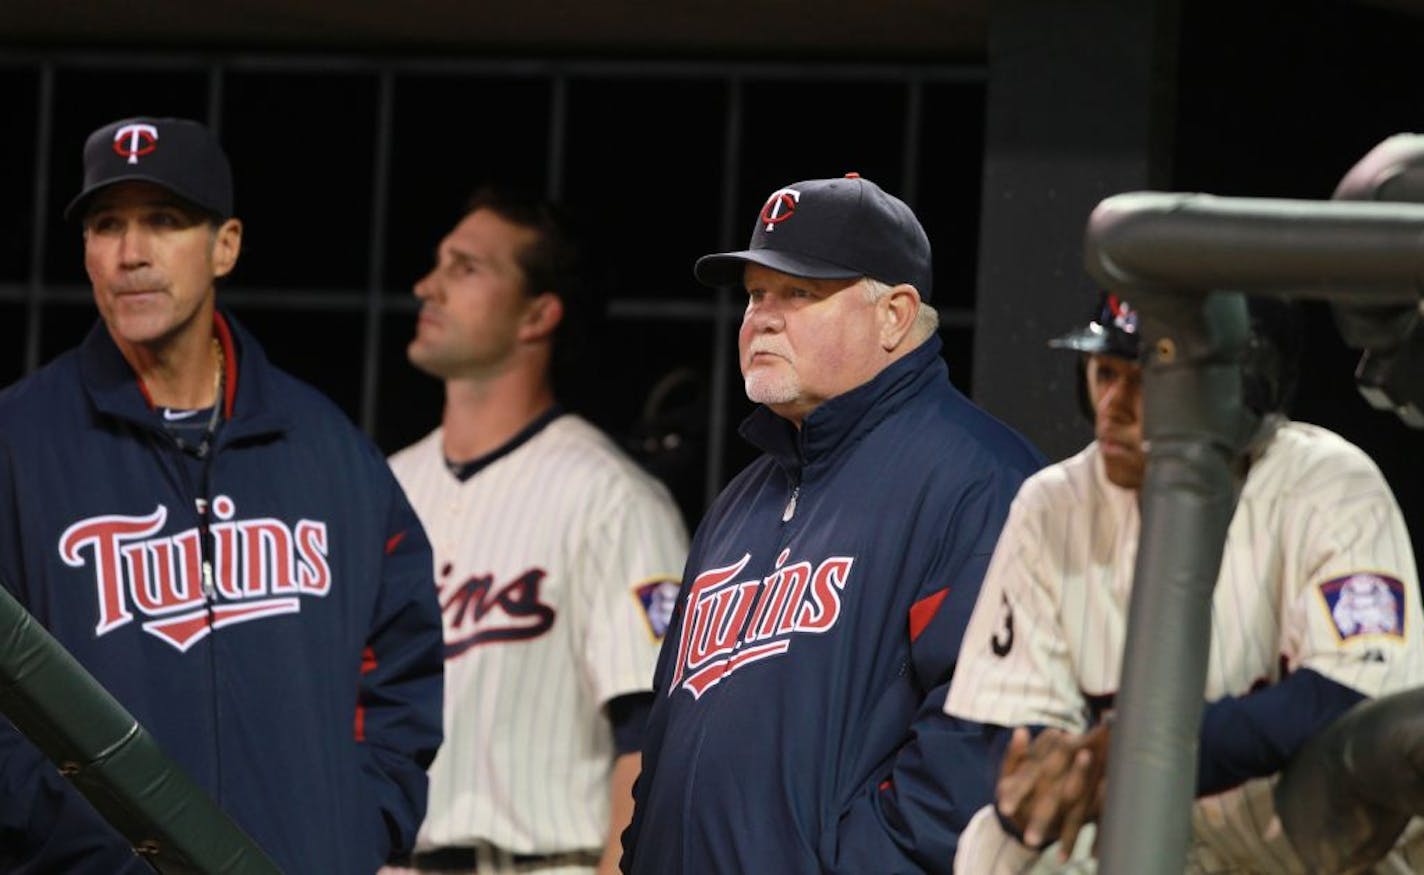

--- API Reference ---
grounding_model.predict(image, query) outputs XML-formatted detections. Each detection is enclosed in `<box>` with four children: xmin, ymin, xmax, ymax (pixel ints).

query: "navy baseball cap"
<box><xmin>694</xmin><ymin>173</ymin><xmax>934</xmax><ymax>301</ymax></box>
<box><xmin>1049</xmin><ymin>292</ymin><xmax>1142</xmax><ymax>360</ymax></box>
<box><xmin>65</xmin><ymin>117</ymin><xmax>233</xmax><ymax>221</ymax></box>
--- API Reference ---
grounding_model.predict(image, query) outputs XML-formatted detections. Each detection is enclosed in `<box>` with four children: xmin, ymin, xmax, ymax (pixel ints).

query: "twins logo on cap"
<box><xmin>113</xmin><ymin>123</ymin><xmax>159</xmax><ymax>165</ymax></box>
<box><xmin>693</xmin><ymin>174</ymin><xmax>934</xmax><ymax>300</ymax></box>
<box><xmin>1106</xmin><ymin>294</ymin><xmax>1139</xmax><ymax>335</ymax></box>
<box><xmin>760</xmin><ymin>187</ymin><xmax>800</xmax><ymax>232</ymax></box>
<box><xmin>65</xmin><ymin>116</ymin><xmax>235</xmax><ymax>221</ymax></box>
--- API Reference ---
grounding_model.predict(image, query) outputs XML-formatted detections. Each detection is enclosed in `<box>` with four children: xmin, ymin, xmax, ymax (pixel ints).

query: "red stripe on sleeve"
<box><xmin>385</xmin><ymin>530</ymin><xmax>406</xmax><ymax>555</ymax></box>
<box><xmin>355</xmin><ymin>646</ymin><xmax>377</xmax><ymax>741</ymax></box>
<box><xmin>908</xmin><ymin>587</ymin><xmax>949</xmax><ymax>643</ymax></box>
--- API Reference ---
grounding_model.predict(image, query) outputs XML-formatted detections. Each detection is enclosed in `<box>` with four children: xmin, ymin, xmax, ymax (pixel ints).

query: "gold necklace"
<box><xmin>192</xmin><ymin>338</ymin><xmax>224</xmax><ymax>459</ymax></box>
<box><xmin>169</xmin><ymin>338</ymin><xmax>225</xmax><ymax>460</ymax></box>
<box><xmin>211</xmin><ymin>337</ymin><xmax>224</xmax><ymax>407</ymax></box>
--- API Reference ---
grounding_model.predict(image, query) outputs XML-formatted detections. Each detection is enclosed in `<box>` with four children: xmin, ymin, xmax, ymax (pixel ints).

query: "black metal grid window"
<box><xmin>0</xmin><ymin>52</ymin><xmax>986</xmax><ymax>528</ymax></box>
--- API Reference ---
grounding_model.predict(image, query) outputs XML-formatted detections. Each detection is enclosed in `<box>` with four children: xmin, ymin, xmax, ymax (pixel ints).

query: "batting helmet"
<box><xmin>1051</xmin><ymin>292</ymin><xmax>1303</xmax><ymax>418</ymax></box>
<box><xmin>1049</xmin><ymin>293</ymin><xmax>1142</xmax><ymax>360</ymax></box>
<box><xmin>1050</xmin><ymin>293</ymin><xmax>1141</xmax><ymax>420</ymax></box>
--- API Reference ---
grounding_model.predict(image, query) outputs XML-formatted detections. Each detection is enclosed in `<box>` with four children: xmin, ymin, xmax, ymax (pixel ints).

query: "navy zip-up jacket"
<box><xmin>623</xmin><ymin>336</ymin><xmax>1044</xmax><ymax>874</ymax></box>
<box><xmin>0</xmin><ymin>312</ymin><xmax>444</xmax><ymax>873</ymax></box>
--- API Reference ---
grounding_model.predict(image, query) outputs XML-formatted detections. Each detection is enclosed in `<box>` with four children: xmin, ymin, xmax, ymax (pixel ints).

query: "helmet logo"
<box><xmin>1107</xmin><ymin>294</ymin><xmax>1138</xmax><ymax>335</ymax></box>
<box><xmin>112</xmin><ymin>123</ymin><xmax>159</xmax><ymax>165</ymax></box>
<box><xmin>760</xmin><ymin>187</ymin><xmax>801</xmax><ymax>232</ymax></box>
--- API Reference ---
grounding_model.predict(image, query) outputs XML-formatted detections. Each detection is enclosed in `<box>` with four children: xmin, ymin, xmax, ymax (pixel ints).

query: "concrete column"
<box><xmin>973</xmin><ymin>0</ymin><xmax>1180</xmax><ymax>460</ymax></box>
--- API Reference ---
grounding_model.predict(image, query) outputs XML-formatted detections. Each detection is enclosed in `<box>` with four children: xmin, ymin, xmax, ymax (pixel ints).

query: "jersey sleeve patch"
<box><xmin>1318</xmin><ymin>572</ymin><xmax>1407</xmax><ymax>641</ymax></box>
<box><xmin>634</xmin><ymin>578</ymin><xmax>681</xmax><ymax>640</ymax></box>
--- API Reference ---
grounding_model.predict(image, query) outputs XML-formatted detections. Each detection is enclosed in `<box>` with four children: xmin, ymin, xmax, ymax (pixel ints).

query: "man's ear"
<box><xmin>211</xmin><ymin>218</ymin><xmax>243</xmax><ymax>279</ymax></box>
<box><xmin>878</xmin><ymin>283</ymin><xmax>921</xmax><ymax>351</ymax></box>
<box><xmin>520</xmin><ymin>292</ymin><xmax>564</xmax><ymax>342</ymax></box>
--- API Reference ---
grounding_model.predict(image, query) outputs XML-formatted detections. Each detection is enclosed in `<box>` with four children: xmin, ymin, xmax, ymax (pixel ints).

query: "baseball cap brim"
<box><xmin>63</xmin><ymin>174</ymin><xmax>224</xmax><ymax>222</ymax></box>
<box><xmin>694</xmin><ymin>249</ymin><xmax>861</xmax><ymax>288</ymax></box>
<box><xmin>1048</xmin><ymin>324</ymin><xmax>1140</xmax><ymax>359</ymax></box>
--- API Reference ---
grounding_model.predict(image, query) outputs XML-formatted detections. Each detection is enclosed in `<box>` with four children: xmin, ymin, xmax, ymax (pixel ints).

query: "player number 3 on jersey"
<box><xmin>990</xmin><ymin>593</ymin><xmax>1014</xmax><ymax>657</ymax></box>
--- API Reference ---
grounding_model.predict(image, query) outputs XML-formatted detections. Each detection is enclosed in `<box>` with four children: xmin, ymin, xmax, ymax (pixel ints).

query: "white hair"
<box><xmin>863</xmin><ymin>277</ymin><xmax>939</xmax><ymax>341</ymax></box>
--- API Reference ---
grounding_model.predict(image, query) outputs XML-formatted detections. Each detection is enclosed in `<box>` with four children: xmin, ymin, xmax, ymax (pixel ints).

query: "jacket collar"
<box><xmin>739</xmin><ymin>334</ymin><xmax>946</xmax><ymax>478</ymax></box>
<box><xmin>78</xmin><ymin>308</ymin><xmax>290</xmax><ymax>445</ymax></box>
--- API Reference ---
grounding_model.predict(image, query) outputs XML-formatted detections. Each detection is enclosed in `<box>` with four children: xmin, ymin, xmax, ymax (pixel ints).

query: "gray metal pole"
<box><xmin>1083</xmin><ymin>190</ymin><xmax>1424</xmax><ymax>872</ymax></box>
<box><xmin>1096</xmin><ymin>291</ymin><xmax>1251</xmax><ymax>874</ymax></box>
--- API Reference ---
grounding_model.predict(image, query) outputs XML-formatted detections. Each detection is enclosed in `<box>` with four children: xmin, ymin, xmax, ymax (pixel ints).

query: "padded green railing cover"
<box><xmin>0</xmin><ymin>583</ymin><xmax>282</xmax><ymax>874</ymax></box>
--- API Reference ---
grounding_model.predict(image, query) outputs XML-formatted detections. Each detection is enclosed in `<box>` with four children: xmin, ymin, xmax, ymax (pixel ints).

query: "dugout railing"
<box><xmin>1083</xmin><ymin>133</ymin><xmax>1424</xmax><ymax>875</ymax></box>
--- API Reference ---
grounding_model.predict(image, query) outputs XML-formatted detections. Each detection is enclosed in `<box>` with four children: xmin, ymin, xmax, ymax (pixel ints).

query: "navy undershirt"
<box><xmin>988</xmin><ymin>666</ymin><xmax>1365</xmax><ymax>802</ymax></box>
<box><xmin>159</xmin><ymin>404</ymin><xmax>219</xmax><ymax>455</ymax></box>
<box><xmin>1195</xmin><ymin>666</ymin><xmax>1364</xmax><ymax>795</ymax></box>
<box><xmin>444</xmin><ymin>404</ymin><xmax>565</xmax><ymax>482</ymax></box>
<box><xmin>608</xmin><ymin>692</ymin><xmax>654</xmax><ymax>755</ymax></box>
<box><xmin>158</xmin><ymin>404</ymin><xmax>224</xmax><ymax>493</ymax></box>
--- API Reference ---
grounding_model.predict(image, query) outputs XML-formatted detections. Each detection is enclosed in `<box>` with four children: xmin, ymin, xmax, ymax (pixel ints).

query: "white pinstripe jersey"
<box><xmin>946</xmin><ymin>420</ymin><xmax>1424</xmax><ymax>874</ymax></box>
<box><xmin>388</xmin><ymin>413</ymin><xmax>688</xmax><ymax>855</ymax></box>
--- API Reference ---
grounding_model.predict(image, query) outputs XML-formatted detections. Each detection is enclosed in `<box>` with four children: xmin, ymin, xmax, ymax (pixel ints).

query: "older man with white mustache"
<box><xmin>620</xmin><ymin>174</ymin><xmax>1045</xmax><ymax>875</ymax></box>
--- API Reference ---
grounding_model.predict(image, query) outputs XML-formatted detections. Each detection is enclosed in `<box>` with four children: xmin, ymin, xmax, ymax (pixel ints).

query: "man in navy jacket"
<box><xmin>620</xmin><ymin>174</ymin><xmax>1044</xmax><ymax>874</ymax></box>
<box><xmin>0</xmin><ymin>116</ymin><xmax>444</xmax><ymax>872</ymax></box>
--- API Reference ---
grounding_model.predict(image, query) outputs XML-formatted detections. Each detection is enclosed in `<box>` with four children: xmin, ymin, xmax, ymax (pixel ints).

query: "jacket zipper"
<box><xmin>196</xmin><ymin>495</ymin><xmax>216</xmax><ymax>598</ymax></box>
<box><xmin>196</xmin><ymin>441</ymin><xmax>222</xmax><ymax>802</ymax></box>
<box><xmin>782</xmin><ymin>484</ymin><xmax>800</xmax><ymax>522</ymax></box>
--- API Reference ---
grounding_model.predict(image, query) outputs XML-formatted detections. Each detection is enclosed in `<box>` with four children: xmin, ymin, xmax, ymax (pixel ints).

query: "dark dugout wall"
<box><xmin>1172</xmin><ymin>0</ymin><xmax>1424</xmax><ymax>559</ymax></box>
<box><xmin>973</xmin><ymin>0</ymin><xmax>1424</xmax><ymax>558</ymax></box>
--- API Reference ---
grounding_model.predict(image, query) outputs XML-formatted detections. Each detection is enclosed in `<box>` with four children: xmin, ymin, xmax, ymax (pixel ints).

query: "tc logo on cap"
<box><xmin>760</xmin><ymin>187</ymin><xmax>801</xmax><ymax>232</ymax></box>
<box><xmin>112</xmin><ymin>123</ymin><xmax>159</xmax><ymax>165</ymax></box>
